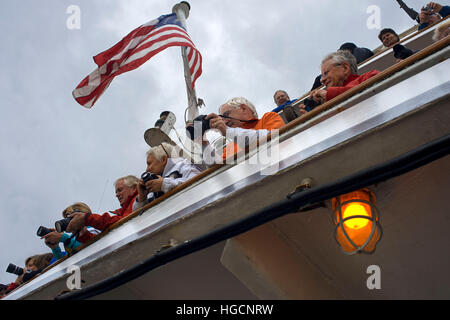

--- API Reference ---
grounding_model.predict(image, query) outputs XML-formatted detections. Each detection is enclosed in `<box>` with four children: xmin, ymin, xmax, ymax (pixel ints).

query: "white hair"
<box><xmin>146</xmin><ymin>142</ymin><xmax>177</xmax><ymax>161</ymax></box>
<box><xmin>432</xmin><ymin>20</ymin><xmax>450</xmax><ymax>42</ymax></box>
<box><xmin>114</xmin><ymin>175</ymin><xmax>139</xmax><ymax>188</ymax></box>
<box><xmin>219</xmin><ymin>97</ymin><xmax>258</xmax><ymax>118</ymax></box>
<box><xmin>322</xmin><ymin>50</ymin><xmax>358</xmax><ymax>74</ymax></box>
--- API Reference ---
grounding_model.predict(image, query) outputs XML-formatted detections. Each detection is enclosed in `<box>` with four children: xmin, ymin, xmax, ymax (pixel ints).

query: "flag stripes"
<box><xmin>73</xmin><ymin>14</ymin><xmax>202</xmax><ymax>108</ymax></box>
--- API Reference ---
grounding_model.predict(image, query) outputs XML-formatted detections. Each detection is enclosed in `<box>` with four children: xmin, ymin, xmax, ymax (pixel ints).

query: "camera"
<box><xmin>55</xmin><ymin>218</ymin><xmax>72</xmax><ymax>233</ymax></box>
<box><xmin>303</xmin><ymin>97</ymin><xmax>320</xmax><ymax>111</ymax></box>
<box><xmin>6</xmin><ymin>263</ymin><xmax>24</xmax><ymax>276</ymax></box>
<box><xmin>141</xmin><ymin>172</ymin><xmax>164</xmax><ymax>198</ymax></box>
<box><xmin>186</xmin><ymin>114</ymin><xmax>210</xmax><ymax>140</ymax></box>
<box><xmin>23</xmin><ymin>269</ymin><xmax>42</xmax><ymax>282</ymax></box>
<box><xmin>393</xmin><ymin>44</ymin><xmax>414</xmax><ymax>60</ymax></box>
<box><xmin>36</xmin><ymin>226</ymin><xmax>53</xmax><ymax>237</ymax></box>
<box><xmin>141</xmin><ymin>172</ymin><xmax>159</xmax><ymax>183</ymax></box>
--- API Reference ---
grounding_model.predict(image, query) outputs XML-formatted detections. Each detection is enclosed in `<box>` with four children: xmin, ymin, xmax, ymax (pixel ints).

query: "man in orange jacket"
<box><xmin>66</xmin><ymin>175</ymin><xmax>138</xmax><ymax>243</ymax></box>
<box><xmin>205</xmin><ymin>97</ymin><xmax>284</xmax><ymax>162</ymax></box>
<box><xmin>306</xmin><ymin>50</ymin><xmax>380</xmax><ymax>109</ymax></box>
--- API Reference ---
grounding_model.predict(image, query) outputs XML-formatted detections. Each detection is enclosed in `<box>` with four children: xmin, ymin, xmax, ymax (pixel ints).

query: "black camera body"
<box><xmin>141</xmin><ymin>172</ymin><xmax>159</xmax><ymax>183</ymax></box>
<box><xmin>22</xmin><ymin>269</ymin><xmax>41</xmax><ymax>282</ymax></box>
<box><xmin>55</xmin><ymin>218</ymin><xmax>72</xmax><ymax>233</ymax></box>
<box><xmin>393</xmin><ymin>44</ymin><xmax>414</xmax><ymax>60</ymax></box>
<box><xmin>36</xmin><ymin>226</ymin><xmax>53</xmax><ymax>237</ymax></box>
<box><xmin>303</xmin><ymin>97</ymin><xmax>320</xmax><ymax>111</ymax></box>
<box><xmin>141</xmin><ymin>172</ymin><xmax>164</xmax><ymax>199</ymax></box>
<box><xmin>6</xmin><ymin>263</ymin><xmax>24</xmax><ymax>276</ymax></box>
<box><xmin>186</xmin><ymin>114</ymin><xmax>210</xmax><ymax>140</ymax></box>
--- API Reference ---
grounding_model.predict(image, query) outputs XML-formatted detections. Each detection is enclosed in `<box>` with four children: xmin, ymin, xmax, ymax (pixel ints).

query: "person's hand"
<box><xmin>311</xmin><ymin>89</ymin><xmax>327</xmax><ymax>105</ymax></box>
<box><xmin>78</xmin><ymin>226</ymin><xmax>91</xmax><ymax>238</ymax></box>
<box><xmin>137</xmin><ymin>179</ymin><xmax>150</xmax><ymax>202</ymax></box>
<box><xmin>206</xmin><ymin>113</ymin><xmax>227</xmax><ymax>136</ymax></box>
<box><xmin>298</xmin><ymin>103</ymin><xmax>308</xmax><ymax>115</ymax></box>
<box><xmin>43</xmin><ymin>230</ymin><xmax>62</xmax><ymax>248</ymax></box>
<box><xmin>144</xmin><ymin>176</ymin><xmax>164</xmax><ymax>193</ymax></box>
<box><xmin>14</xmin><ymin>272</ymin><xmax>25</xmax><ymax>285</ymax></box>
<box><xmin>66</xmin><ymin>212</ymin><xmax>87</xmax><ymax>233</ymax></box>
<box><xmin>419</xmin><ymin>10</ymin><xmax>428</xmax><ymax>23</ymax></box>
<box><xmin>419</xmin><ymin>10</ymin><xmax>435</xmax><ymax>23</ymax></box>
<box><xmin>426</xmin><ymin>2</ymin><xmax>443</xmax><ymax>13</ymax></box>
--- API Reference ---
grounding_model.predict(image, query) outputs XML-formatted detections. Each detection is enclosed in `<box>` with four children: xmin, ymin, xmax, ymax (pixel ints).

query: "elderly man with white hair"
<box><xmin>307</xmin><ymin>50</ymin><xmax>380</xmax><ymax>108</ymax></box>
<box><xmin>133</xmin><ymin>142</ymin><xmax>202</xmax><ymax>210</ymax></box>
<box><xmin>206</xmin><ymin>97</ymin><xmax>285</xmax><ymax>160</ymax></box>
<box><xmin>66</xmin><ymin>175</ymin><xmax>140</xmax><ymax>242</ymax></box>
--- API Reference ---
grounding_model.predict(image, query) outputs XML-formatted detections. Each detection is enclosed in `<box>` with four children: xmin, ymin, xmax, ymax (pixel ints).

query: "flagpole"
<box><xmin>394</xmin><ymin>0</ymin><xmax>420</xmax><ymax>22</ymax></box>
<box><xmin>172</xmin><ymin>1</ymin><xmax>199</xmax><ymax>122</ymax></box>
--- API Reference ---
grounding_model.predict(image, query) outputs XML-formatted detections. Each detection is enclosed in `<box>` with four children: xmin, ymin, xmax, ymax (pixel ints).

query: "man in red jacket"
<box><xmin>66</xmin><ymin>175</ymin><xmax>138</xmax><ymax>242</ymax></box>
<box><xmin>306</xmin><ymin>50</ymin><xmax>380</xmax><ymax>108</ymax></box>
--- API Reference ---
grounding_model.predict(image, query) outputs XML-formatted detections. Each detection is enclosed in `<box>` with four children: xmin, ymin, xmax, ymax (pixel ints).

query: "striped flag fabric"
<box><xmin>73</xmin><ymin>13</ymin><xmax>202</xmax><ymax>108</ymax></box>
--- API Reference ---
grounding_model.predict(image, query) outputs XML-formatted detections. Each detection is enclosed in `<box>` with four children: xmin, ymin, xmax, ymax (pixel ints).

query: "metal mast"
<box><xmin>172</xmin><ymin>1</ymin><xmax>200</xmax><ymax>122</ymax></box>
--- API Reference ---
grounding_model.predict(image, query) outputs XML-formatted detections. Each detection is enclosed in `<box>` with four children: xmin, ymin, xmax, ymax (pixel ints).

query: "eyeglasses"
<box><xmin>219</xmin><ymin>113</ymin><xmax>255</xmax><ymax>127</ymax></box>
<box><xmin>321</xmin><ymin>63</ymin><xmax>342</xmax><ymax>79</ymax></box>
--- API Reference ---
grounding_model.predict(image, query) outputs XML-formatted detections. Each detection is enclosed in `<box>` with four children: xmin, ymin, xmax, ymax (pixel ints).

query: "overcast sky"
<box><xmin>0</xmin><ymin>0</ymin><xmax>428</xmax><ymax>285</ymax></box>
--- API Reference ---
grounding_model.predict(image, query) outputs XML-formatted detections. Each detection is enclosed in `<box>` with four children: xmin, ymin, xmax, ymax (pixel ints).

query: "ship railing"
<box><xmin>278</xmin><ymin>16</ymin><xmax>449</xmax><ymax>123</ymax></box>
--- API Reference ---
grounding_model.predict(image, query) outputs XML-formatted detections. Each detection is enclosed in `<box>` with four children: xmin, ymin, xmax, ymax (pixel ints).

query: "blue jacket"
<box><xmin>50</xmin><ymin>233</ymin><xmax>82</xmax><ymax>263</ymax></box>
<box><xmin>272</xmin><ymin>99</ymin><xmax>298</xmax><ymax>113</ymax></box>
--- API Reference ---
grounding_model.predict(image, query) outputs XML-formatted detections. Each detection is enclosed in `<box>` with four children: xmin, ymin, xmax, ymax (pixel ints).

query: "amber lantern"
<box><xmin>331</xmin><ymin>188</ymin><xmax>381</xmax><ymax>255</ymax></box>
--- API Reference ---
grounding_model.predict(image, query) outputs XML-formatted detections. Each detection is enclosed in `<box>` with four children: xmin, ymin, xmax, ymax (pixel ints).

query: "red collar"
<box><xmin>113</xmin><ymin>191</ymin><xmax>138</xmax><ymax>216</ymax></box>
<box><xmin>344</xmin><ymin>74</ymin><xmax>360</xmax><ymax>86</ymax></box>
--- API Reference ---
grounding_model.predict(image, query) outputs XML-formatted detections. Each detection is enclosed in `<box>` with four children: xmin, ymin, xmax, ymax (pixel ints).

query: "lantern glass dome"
<box><xmin>332</xmin><ymin>188</ymin><xmax>381</xmax><ymax>254</ymax></box>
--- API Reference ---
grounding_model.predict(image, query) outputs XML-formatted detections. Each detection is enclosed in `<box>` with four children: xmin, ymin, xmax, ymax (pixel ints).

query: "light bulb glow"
<box><xmin>342</xmin><ymin>203</ymin><xmax>370</xmax><ymax>229</ymax></box>
<box><xmin>331</xmin><ymin>189</ymin><xmax>381</xmax><ymax>254</ymax></box>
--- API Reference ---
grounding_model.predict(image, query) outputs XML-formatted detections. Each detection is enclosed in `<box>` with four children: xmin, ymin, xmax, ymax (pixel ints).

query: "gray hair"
<box><xmin>114</xmin><ymin>175</ymin><xmax>139</xmax><ymax>188</ymax></box>
<box><xmin>219</xmin><ymin>97</ymin><xmax>258</xmax><ymax>118</ymax></box>
<box><xmin>146</xmin><ymin>142</ymin><xmax>176</xmax><ymax>161</ymax></box>
<box><xmin>273</xmin><ymin>90</ymin><xmax>289</xmax><ymax>103</ymax></box>
<box><xmin>432</xmin><ymin>20</ymin><xmax>450</xmax><ymax>42</ymax></box>
<box><xmin>322</xmin><ymin>50</ymin><xmax>358</xmax><ymax>75</ymax></box>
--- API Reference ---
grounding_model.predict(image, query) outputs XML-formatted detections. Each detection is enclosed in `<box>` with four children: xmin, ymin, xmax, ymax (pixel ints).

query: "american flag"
<box><xmin>73</xmin><ymin>13</ymin><xmax>202</xmax><ymax>108</ymax></box>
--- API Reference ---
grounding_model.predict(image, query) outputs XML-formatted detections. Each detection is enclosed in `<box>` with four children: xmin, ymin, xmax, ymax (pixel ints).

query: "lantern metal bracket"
<box><xmin>287</xmin><ymin>178</ymin><xmax>326</xmax><ymax>212</ymax></box>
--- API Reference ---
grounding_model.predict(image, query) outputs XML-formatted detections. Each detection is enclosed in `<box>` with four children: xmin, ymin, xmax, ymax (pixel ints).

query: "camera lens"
<box><xmin>141</xmin><ymin>172</ymin><xmax>158</xmax><ymax>183</ymax></box>
<box><xmin>55</xmin><ymin>218</ymin><xmax>72</xmax><ymax>233</ymax></box>
<box><xmin>6</xmin><ymin>263</ymin><xmax>24</xmax><ymax>276</ymax></box>
<box><xmin>303</xmin><ymin>98</ymin><xmax>320</xmax><ymax>111</ymax></box>
<box><xmin>141</xmin><ymin>172</ymin><xmax>151</xmax><ymax>183</ymax></box>
<box><xmin>186</xmin><ymin>115</ymin><xmax>210</xmax><ymax>140</ymax></box>
<box><xmin>36</xmin><ymin>226</ymin><xmax>52</xmax><ymax>237</ymax></box>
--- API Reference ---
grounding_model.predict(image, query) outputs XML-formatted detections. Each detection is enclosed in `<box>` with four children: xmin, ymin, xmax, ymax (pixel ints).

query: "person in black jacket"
<box><xmin>339</xmin><ymin>42</ymin><xmax>374</xmax><ymax>64</ymax></box>
<box><xmin>378</xmin><ymin>28</ymin><xmax>401</xmax><ymax>48</ymax></box>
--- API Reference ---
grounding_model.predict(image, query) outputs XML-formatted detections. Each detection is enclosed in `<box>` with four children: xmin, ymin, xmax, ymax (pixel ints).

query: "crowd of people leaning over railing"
<box><xmin>2</xmin><ymin>1</ymin><xmax>449</xmax><ymax>299</ymax></box>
